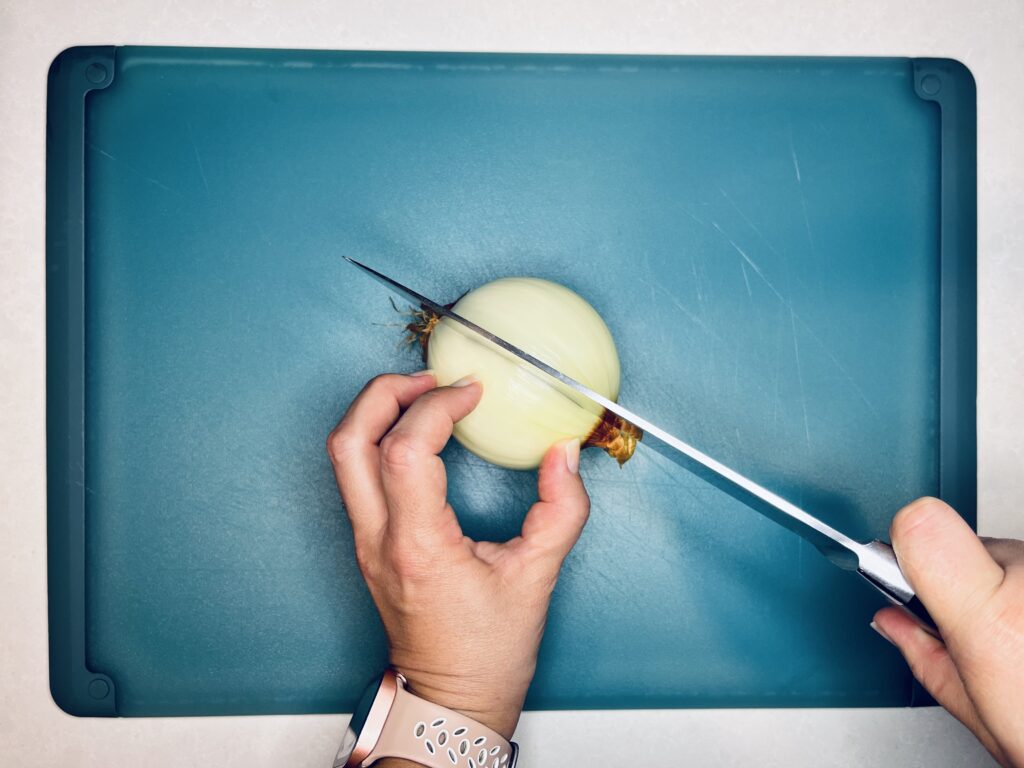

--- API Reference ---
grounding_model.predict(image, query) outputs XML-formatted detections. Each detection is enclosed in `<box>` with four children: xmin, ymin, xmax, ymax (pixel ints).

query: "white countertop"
<box><xmin>1</xmin><ymin>1</ymin><xmax>1021</xmax><ymax>765</ymax></box>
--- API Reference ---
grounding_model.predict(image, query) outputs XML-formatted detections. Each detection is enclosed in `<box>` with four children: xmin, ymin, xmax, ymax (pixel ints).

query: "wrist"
<box><xmin>395</xmin><ymin>667</ymin><xmax>527</xmax><ymax>741</ymax></box>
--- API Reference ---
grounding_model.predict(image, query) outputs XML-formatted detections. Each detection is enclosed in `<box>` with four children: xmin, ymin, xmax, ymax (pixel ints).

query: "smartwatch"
<box><xmin>335</xmin><ymin>668</ymin><xmax>519</xmax><ymax>768</ymax></box>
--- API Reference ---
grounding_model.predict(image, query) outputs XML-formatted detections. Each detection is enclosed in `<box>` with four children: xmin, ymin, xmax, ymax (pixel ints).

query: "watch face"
<box><xmin>334</xmin><ymin>676</ymin><xmax>384</xmax><ymax>767</ymax></box>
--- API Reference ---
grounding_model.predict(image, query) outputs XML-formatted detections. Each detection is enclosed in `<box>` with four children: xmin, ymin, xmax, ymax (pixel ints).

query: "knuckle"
<box><xmin>379</xmin><ymin>433</ymin><xmax>418</xmax><ymax>472</ymax></box>
<box><xmin>905</xmin><ymin>641</ymin><xmax>946</xmax><ymax>689</ymax></box>
<box><xmin>910</xmin><ymin>656</ymin><xmax>949</xmax><ymax>700</ymax></box>
<box><xmin>362</xmin><ymin>373</ymin><xmax>406</xmax><ymax>398</ymax></box>
<box><xmin>326</xmin><ymin>423</ymin><xmax>354</xmax><ymax>462</ymax></box>
<box><xmin>329</xmin><ymin>423</ymin><xmax>354</xmax><ymax>460</ymax></box>
<box><xmin>366</xmin><ymin>373</ymin><xmax>396</xmax><ymax>391</ymax></box>
<box><xmin>387</xmin><ymin>543</ymin><xmax>435</xmax><ymax>582</ymax></box>
<box><xmin>353</xmin><ymin>540</ymin><xmax>378</xmax><ymax>578</ymax></box>
<box><xmin>351</xmin><ymin>373</ymin><xmax>400</xmax><ymax>408</ymax></box>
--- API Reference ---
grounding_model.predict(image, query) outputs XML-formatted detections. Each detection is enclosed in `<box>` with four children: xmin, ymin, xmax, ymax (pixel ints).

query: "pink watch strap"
<box><xmin>365</xmin><ymin>684</ymin><xmax>515</xmax><ymax>768</ymax></box>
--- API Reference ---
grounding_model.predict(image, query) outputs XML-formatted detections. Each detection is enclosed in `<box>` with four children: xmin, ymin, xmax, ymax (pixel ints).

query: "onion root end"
<box><xmin>585</xmin><ymin>411</ymin><xmax>642</xmax><ymax>465</ymax></box>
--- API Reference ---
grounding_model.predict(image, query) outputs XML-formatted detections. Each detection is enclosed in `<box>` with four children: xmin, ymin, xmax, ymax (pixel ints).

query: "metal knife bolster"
<box><xmin>857</xmin><ymin>541</ymin><xmax>914</xmax><ymax>603</ymax></box>
<box><xmin>856</xmin><ymin>540</ymin><xmax>936</xmax><ymax>633</ymax></box>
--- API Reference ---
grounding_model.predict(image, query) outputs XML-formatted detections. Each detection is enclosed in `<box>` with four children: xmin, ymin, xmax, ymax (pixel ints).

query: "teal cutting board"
<box><xmin>47</xmin><ymin>47</ymin><xmax>976</xmax><ymax>716</ymax></box>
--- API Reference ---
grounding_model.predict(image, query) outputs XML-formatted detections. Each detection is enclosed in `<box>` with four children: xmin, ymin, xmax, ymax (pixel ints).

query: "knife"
<box><xmin>344</xmin><ymin>256</ymin><xmax>937</xmax><ymax>635</ymax></box>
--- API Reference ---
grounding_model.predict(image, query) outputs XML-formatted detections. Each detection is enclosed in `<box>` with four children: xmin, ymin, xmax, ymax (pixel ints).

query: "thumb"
<box><xmin>889</xmin><ymin>497</ymin><xmax>1004</xmax><ymax>640</ymax></box>
<box><xmin>519</xmin><ymin>439</ymin><xmax>591</xmax><ymax>564</ymax></box>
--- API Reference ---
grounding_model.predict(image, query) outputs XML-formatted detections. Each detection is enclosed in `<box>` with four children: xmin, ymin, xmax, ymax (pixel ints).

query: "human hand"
<box><xmin>327</xmin><ymin>372</ymin><xmax>590</xmax><ymax>742</ymax></box>
<box><xmin>873</xmin><ymin>497</ymin><xmax>1024</xmax><ymax>768</ymax></box>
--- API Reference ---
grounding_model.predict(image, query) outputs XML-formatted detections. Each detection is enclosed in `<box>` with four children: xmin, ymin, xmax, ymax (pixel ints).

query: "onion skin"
<box><xmin>408</xmin><ymin>277</ymin><xmax>639</xmax><ymax>469</ymax></box>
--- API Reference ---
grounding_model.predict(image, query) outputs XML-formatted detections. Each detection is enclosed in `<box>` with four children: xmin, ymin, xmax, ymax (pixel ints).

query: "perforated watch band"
<box><xmin>364</xmin><ymin>683</ymin><xmax>517</xmax><ymax>768</ymax></box>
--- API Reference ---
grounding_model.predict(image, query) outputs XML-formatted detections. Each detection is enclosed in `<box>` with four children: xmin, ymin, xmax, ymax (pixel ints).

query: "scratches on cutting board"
<box><xmin>717</xmin><ymin>186</ymin><xmax>780</xmax><ymax>258</ymax></box>
<box><xmin>634</xmin><ymin>275</ymin><xmax>722</xmax><ymax>344</ymax></box>
<box><xmin>790</xmin><ymin>139</ymin><xmax>802</xmax><ymax>184</ymax></box>
<box><xmin>87</xmin><ymin>142</ymin><xmax>175</xmax><ymax>193</ymax></box>
<box><xmin>642</xmin><ymin>450</ymin><xmax>716</xmax><ymax>515</ymax></box>
<box><xmin>578</xmin><ymin>562</ymin><xmax>632</xmax><ymax>599</ymax></box>
<box><xmin>799</xmin><ymin>319</ymin><xmax>878</xmax><ymax>415</ymax></box>
<box><xmin>788</xmin><ymin>129</ymin><xmax>817</xmax><ymax>257</ymax></box>
<box><xmin>187</xmin><ymin>121</ymin><xmax>210</xmax><ymax>194</ymax></box>
<box><xmin>681</xmin><ymin>206</ymin><xmax>707</xmax><ymax>227</ymax></box>
<box><xmin>772</xmin><ymin>331</ymin><xmax>782</xmax><ymax>428</ymax></box>
<box><xmin>705</xmin><ymin>209</ymin><xmax>879</xmax><ymax>417</ymax></box>
<box><xmin>789</xmin><ymin>307</ymin><xmax>811</xmax><ymax>449</ymax></box>
<box><xmin>739</xmin><ymin>258</ymin><xmax>753</xmax><ymax>297</ymax></box>
<box><xmin>689</xmin><ymin>250</ymin><xmax>704</xmax><ymax>303</ymax></box>
<box><xmin>710</xmin><ymin>221</ymin><xmax>785</xmax><ymax>307</ymax></box>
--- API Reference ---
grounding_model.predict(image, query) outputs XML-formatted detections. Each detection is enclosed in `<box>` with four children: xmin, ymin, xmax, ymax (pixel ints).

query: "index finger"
<box><xmin>379</xmin><ymin>379</ymin><xmax>482</xmax><ymax>545</ymax></box>
<box><xmin>327</xmin><ymin>372</ymin><xmax>437</xmax><ymax>540</ymax></box>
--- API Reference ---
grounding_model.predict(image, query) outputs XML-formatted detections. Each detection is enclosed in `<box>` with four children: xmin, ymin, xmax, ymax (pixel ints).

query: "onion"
<box><xmin>409</xmin><ymin>277</ymin><xmax>640</xmax><ymax>470</ymax></box>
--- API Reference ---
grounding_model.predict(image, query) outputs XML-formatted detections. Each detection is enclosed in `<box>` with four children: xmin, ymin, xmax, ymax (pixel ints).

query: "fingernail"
<box><xmin>565</xmin><ymin>438</ymin><xmax>580</xmax><ymax>474</ymax></box>
<box><xmin>870</xmin><ymin>620</ymin><xmax>895</xmax><ymax>646</ymax></box>
<box><xmin>450</xmin><ymin>375</ymin><xmax>478</xmax><ymax>388</ymax></box>
<box><xmin>409</xmin><ymin>369</ymin><xmax>435</xmax><ymax>377</ymax></box>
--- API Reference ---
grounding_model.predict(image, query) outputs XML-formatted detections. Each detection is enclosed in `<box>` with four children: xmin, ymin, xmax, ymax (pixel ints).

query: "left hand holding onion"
<box><xmin>327</xmin><ymin>371</ymin><xmax>591</xmax><ymax>745</ymax></box>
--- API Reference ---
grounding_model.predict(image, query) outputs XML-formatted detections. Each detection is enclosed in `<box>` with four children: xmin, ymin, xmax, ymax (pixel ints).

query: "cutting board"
<box><xmin>46</xmin><ymin>46</ymin><xmax>976</xmax><ymax>716</ymax></box>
